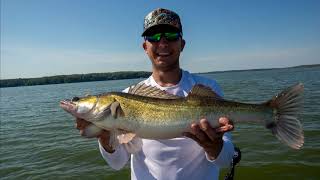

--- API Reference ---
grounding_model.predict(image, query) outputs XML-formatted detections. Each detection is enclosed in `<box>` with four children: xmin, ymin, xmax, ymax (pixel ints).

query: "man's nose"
<box><xmin>158</xmin><ymin>36</ymin><xmax>169</xmax><ymax>46</ymax></box>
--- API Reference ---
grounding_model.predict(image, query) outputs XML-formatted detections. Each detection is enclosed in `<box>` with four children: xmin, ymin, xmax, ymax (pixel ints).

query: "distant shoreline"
<box><xmin>200</xmin><ymin>64</ymin><xmax>320</xmax><ymax>74</ymax></box>
<box><xmin>0</xmin><ymin>71</ymin><xmax>151</xmax><ymax>88</ymax></box>
<box><xmin>1</xmin><ymin>64</ymin><xmax>319</xmax><ymax>88</ymax></box>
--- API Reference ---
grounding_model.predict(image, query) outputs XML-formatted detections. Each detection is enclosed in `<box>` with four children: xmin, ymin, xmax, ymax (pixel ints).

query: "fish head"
<box><xmin>60</xmin><ymin>94</ymin><xmax>116</xmax><ymax>121</ymax></box>
<box><xmin>60</xmin><ymin>95</ymin><xmax>99</xmax><ymax>119</ymax></box>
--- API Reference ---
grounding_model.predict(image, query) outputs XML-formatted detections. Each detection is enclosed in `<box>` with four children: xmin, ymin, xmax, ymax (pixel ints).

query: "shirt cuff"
<box><xmin>98</xmin><ymin>140</ymin><xmax>130</xmax><ymax>170</ymax></box>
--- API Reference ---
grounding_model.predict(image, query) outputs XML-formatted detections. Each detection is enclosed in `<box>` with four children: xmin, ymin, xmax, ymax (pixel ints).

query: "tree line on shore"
<box><xmin>0</xmin><ymin>71</ymin><xmax>151</xmax><ymax>88</ymax></box>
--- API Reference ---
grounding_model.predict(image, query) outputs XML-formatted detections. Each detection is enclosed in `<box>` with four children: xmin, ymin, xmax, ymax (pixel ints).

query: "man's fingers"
<box><xmin>79</xmin><ymin>129</ymin><xmax>86</xmax><ymax>136</ymax></box>
<box><xmin>219</xmin><ymin>117</ymin><xmax>234</xmax><ymax>126</ymax></box>
<box><xmin>218</xmin><ymin>117</ymin><xmax>234</xmax><ymax>131</ymax></box>
<box><xmin>216</xmin><ymin>124</ymin><xmax>234</xmax><ymax>133</ymax></box>
<box><xmin>190</xmin><ymin>123</ymin><xmax>210</xmax><ymax>142</ymax></box>
<box><xmin>199</xmin><ymin>119</ymin><xmax>222</xmax><ymax>141</ymax></box>
<box><xmin>75</xmin><ymin>118</ymin><xmax>91</xmax><ymax>130</ymax></box>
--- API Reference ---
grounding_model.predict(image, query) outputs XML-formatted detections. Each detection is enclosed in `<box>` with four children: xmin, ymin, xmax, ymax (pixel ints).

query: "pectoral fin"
<box><xmin>108</xmin><ymin>129</ymin><xmax>142</xmax><ymax>154</ymax></box>
<box><xmin>117</xmin><ymin>131</ymin><xmax>137</xmax><ymax>144</ymax></box>
<box><xmin>110</xmin><ymin>101</ymin><xmax>124</xmax><ymax>118</ymax></box>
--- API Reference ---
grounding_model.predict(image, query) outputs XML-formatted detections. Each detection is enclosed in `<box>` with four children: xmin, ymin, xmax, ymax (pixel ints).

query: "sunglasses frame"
<box><xmin>144</xmin><ymin>32</ymin><xmax>181</xmax><ymax>42</ymax></box>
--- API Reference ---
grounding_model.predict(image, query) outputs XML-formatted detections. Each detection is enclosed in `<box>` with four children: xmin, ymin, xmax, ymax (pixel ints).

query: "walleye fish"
<box><xmin>60</xmin><ymin>83</ymin><xmax>304</xmax><ymax>152</ymax></box>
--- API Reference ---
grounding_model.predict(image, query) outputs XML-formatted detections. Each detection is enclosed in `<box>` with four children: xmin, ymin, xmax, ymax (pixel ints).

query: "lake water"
<box><xmin>1</xmin><ymin>66</ymin><xmax>319</xmax><ymax>179</ymax></box>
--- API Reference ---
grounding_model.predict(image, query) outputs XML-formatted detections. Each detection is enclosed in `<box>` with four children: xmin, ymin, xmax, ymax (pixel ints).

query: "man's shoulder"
<box><xmin>186</xmin><ymin>71</ymin><xmax>216</xmax><ymax>84</ymax></box>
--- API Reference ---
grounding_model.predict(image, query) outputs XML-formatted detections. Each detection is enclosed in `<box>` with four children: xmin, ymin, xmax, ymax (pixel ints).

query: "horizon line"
<box><xmin>1</xmin><ymin>63</ymin><xmax>319</xmax><ymax>81</ymax></box>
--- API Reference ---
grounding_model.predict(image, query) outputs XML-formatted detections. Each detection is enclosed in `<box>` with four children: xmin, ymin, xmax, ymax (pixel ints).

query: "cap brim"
<box><xmin>141</xmin><ymin>24</ymin><xmax>181</xmax><ymax>36</ymax></box>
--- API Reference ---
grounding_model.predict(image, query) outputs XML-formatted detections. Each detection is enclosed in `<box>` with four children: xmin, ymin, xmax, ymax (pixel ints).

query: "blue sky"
<box><xmin>1</xmin><ymin>0</ymin><xmax>319</xmax><ymax>79</ymax></box>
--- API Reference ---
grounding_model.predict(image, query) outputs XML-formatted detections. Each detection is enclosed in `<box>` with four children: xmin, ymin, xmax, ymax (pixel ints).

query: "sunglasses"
<box><xmin>145</xmin><ymin>32</ymin><xmax>181</xmax><ymax>42</ymax></box>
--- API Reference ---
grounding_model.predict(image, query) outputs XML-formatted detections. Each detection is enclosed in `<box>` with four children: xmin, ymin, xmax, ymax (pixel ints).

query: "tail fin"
<box><xmin>265</xmin><ymin>83</ymin><xmax>304</xmax><ymax>149</ymax></box>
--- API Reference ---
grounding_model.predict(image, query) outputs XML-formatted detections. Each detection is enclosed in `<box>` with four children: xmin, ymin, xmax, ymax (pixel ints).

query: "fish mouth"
<box><xmin>60</xmin><ymin>100</ymin><xmax>77</xmax><ymax>115</ymax></box>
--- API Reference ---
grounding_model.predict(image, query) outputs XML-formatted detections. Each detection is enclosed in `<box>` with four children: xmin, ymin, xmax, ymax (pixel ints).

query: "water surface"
<box><xmin>1</xmin><ymin>66</ymin><xmax>319</xmax><ymax>179</ymax></box>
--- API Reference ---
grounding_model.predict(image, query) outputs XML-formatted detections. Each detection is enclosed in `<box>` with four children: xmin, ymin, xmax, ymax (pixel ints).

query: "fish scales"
<box><xmin>110</xmin><ymin>92</ymin><xmax>271</xmax><ymax>126</ymax></box>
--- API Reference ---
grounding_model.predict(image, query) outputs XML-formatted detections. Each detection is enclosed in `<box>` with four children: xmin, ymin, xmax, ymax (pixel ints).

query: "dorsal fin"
<box><xmin>188</xmin><ymin>84</ymin><xmax>223</xmax><ymax>99</ymax></box>
<box><xmin>128</xmin><ymin>83</ymin><xmax>181</xmax><ymax>99</ymax></box>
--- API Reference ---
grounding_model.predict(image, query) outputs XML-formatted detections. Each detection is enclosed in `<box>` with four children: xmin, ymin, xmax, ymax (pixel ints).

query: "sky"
<box><xmin>1</xmin><ymin>0</ymin><xmax>319</xmax><ymax>79</ymax></box>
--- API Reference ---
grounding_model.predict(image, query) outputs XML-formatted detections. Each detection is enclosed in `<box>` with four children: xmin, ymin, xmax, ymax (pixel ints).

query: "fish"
<box><xmin>60</xmin><ymin>83</ymin><xmax>304</xmax><ymax>152</ymax></box>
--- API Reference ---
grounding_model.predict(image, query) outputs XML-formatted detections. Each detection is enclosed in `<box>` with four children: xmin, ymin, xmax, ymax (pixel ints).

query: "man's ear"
<box><xmin>181</xmin><ymin>39</ymin><xmax>186</xmax><ymax>52</ymax></box>
<box><xmin>142</xmin><ymin>41</ymin><xmax>147</xmax><ymax>52</ymax></box>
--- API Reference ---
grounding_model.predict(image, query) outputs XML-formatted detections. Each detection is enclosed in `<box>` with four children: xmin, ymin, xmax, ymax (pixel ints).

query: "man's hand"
<box><xmin>183</xmin><ymin>117</ymin><xmax>234</xmax><ymax>160</ymax></box>
<box><xmin>75</xmin><ymin>118</ymin><xmax>115</xmax><ymax>153</ymax></box>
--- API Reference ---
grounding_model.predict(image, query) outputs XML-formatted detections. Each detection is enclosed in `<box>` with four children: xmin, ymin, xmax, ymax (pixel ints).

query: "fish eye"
<box><xmin>72</xmin><ymin>96</ymin><xmax>80</xmax><ymax>102</ymax></box>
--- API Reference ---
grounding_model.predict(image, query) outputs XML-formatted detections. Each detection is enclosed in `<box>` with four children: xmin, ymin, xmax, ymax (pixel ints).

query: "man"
<box><xmin>76</xmin><ymin>8</ymin><xmax>234</xmax><ymax>180</ymax></box>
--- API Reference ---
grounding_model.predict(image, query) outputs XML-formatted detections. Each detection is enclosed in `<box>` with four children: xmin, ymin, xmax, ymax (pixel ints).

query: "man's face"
<box><xmin>143</xmin><ymin>28</ymin><xmax>185</xmax><ymax>71</ymax></box>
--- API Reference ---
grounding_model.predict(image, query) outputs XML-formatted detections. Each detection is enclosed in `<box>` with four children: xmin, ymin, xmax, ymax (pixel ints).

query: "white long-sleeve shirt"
<box><xmin>99</xmin><ymin>70</ymin><xmax>234</xmax><ymax>180</ymax></box>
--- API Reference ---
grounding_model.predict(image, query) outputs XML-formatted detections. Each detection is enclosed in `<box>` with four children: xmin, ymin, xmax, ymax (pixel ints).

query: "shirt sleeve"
<box><xmin>98</xmin><ymin>140</ymin><xmax>130</xmax><ymax>170</ymax></box>
<box><xmin>205</xmin><ymin>132</ymin><xmax>234</xmax><ymax>168</ymax></box>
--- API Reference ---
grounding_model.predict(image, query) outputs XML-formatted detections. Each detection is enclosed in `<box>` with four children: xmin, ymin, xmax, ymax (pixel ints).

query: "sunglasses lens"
<box><xmin>145</xmin><ymin>33</ymin><xmax>161</xmax><ymax>42</ymax></box>
<box><xmin>164</xmin><ymin>32</ymin><xmax>180</xmax><ymax>41</ymax></box>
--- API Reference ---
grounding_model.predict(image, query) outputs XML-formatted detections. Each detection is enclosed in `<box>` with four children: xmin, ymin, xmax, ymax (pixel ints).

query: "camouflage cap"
<box><xmin>142</xmin><ymin>8</ymin><xmax>182</xmax><ymax>36</ymax></box>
